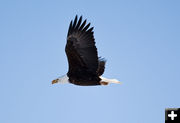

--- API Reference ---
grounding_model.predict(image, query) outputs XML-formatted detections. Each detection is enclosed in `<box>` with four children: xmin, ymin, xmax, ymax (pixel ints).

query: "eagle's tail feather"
<box><xmin>99</xmin><ymin>76</ymin><xmax>121</xmax><ymax>85</ymax></box>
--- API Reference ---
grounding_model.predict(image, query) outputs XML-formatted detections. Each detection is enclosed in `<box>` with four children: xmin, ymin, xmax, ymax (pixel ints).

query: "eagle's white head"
<box><xmin>52</xmin><ymin>74</ymin><xmax>69</xmax><ymax>84</ymax></box>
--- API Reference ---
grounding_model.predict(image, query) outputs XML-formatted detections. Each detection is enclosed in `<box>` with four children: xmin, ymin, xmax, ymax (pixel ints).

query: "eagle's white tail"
<box><xmin>100</xmin><ymin>76</ymin><xmax>121</xmax><ymax>85</ymax></box>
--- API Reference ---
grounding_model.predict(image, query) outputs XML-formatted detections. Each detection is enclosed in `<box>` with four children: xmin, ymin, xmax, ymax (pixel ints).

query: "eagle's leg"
<box><xmin>100</xmin><ymin>81</ymin><xmax>109</xmax><ymax>85</ymax></box>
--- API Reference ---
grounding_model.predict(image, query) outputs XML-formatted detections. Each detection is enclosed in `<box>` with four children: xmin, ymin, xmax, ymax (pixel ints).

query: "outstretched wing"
<box><xmin>65</xmin><ymin>15</ymin><xmax>99</xmax><ymax>77</ymax></box>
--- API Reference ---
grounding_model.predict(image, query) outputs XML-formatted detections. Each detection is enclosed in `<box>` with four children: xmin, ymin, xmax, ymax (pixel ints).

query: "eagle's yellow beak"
<box><xmin>52</xmin><ymin>79</ymin><xmax>58</xmax><ymax>84</ymax></box>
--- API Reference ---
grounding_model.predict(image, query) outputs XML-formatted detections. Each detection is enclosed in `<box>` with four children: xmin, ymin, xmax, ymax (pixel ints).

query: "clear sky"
<box><xmin>0</xmin><ymin>0</ymin><xmax>180</xmax><ymax>123</ymax></box>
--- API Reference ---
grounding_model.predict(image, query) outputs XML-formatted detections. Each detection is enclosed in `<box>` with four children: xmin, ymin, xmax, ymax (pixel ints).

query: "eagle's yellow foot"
<box><xmin>100</xmin><ymin>81</ymin><xmax>109</xmax><ymax>85</ymax></box>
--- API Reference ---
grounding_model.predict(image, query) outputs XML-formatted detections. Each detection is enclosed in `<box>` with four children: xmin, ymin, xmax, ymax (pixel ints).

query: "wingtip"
<box><xmin>74</xmin><ymin>15</ymin><xmax>77</xmax><ymax>21</ymax></box>
<box><xmin>87</xmin><ymin>27</ymin><xmax>94</xmax><ymax>33</ymax></box>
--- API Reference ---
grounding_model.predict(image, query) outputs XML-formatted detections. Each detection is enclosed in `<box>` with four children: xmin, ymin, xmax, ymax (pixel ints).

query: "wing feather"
<box><xmin>66</xmin><ymin>15</ymin><xmax>98</xmax><ymax>77</ymax></box>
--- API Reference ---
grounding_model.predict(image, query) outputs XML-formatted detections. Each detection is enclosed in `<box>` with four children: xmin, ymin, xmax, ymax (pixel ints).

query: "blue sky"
<box><xmin>0</xmin><ymin>0</ymin><xmax>180</xmax><ymax>123</ymax></box>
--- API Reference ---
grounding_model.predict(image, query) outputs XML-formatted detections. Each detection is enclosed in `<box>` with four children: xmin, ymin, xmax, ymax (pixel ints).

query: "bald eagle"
<box><xmin>52</xmin><ymin>15</ymin><xmax>121</xmax><ymax>86</ymax></box>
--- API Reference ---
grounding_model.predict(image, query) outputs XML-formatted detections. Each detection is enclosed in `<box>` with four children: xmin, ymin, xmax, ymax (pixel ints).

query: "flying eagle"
<box><xmin>52</xmin><ymin>15</ymin><xmax>121</xmax><ymax>86</ymax></box>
